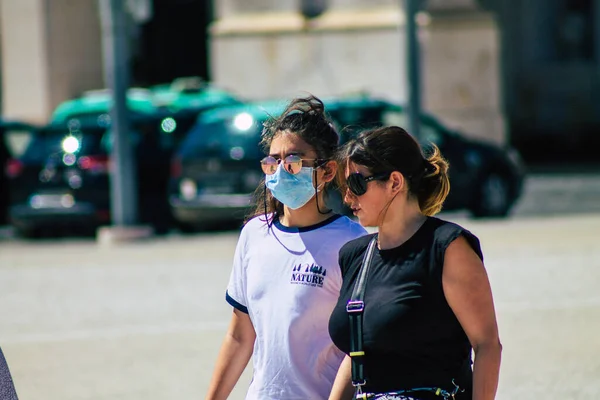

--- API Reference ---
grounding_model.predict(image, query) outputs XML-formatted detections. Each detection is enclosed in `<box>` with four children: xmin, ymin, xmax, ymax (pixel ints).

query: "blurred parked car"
<box><xmin>326</xmin><ymin>97</ymin><xmax>526</xmax><ymax>218</ymax></box>
<box><xmin>149</xmin><ymin>76</ymin><xmax>243</xmax><ymax>113</ymax></box>
<box><xmin>6</xmin><ymin>112</ymin><xmax>196</xmax><ymax>237</ymax></box>
<box><xmin>51</xmin><ymin>88</ymin><xmax>158</xmax><ymax>125</ymax></box>
<box><xmin>169</xmin><ymin>96</ymin><xmax>526</xmax><ymax>231</ymax></box>
<box><xmin>1</xmin><ymin>120</ymin><xmax>38</xmax><ymax>226</ymax></box>
<box><xmin>51</xmin><ymin>78</ymin><xmax>242</xmax><ymax>129</ymax></box>
<box><xmin>168</xmin><ymin>101</ymin><xmax>279</xmax><ymax>231</ymax></box>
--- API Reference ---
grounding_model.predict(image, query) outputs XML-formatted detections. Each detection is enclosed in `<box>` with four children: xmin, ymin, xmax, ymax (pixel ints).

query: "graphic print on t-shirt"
<box><xmin>291</xmin><ymin>263</ymin><xmax>327</xmax><ymax>288</ymax></box>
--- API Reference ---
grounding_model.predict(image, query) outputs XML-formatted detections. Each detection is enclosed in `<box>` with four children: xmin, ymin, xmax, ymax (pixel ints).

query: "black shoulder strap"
<box><xmin>346</xmin><ymin>235</ymin><xmax>377</xmax><ymax>392</ymax></box>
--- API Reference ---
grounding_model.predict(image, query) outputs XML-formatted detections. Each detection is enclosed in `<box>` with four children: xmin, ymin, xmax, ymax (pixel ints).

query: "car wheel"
<box><xmin>471</xmin><ymin>172</ymin><xmax>511</xmax><ymax>218</ymax></box>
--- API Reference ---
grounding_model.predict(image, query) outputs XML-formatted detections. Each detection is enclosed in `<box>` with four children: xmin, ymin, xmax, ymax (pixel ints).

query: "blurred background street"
<box><xmin>1</xmin><ymin>209</ymin><xmax>599</xmax><ymax>399</ymax></box>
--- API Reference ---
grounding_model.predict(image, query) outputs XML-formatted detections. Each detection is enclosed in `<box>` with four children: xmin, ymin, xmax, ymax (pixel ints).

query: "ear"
<box><xmin>389</xmin><ymin>171</ymin><xmax>406</xmax><ymax>194</ymax></box>
<box><xmin>319</xmin><ymin>160</ymin><xmax>338</xmax><ymax>183</ymax></box>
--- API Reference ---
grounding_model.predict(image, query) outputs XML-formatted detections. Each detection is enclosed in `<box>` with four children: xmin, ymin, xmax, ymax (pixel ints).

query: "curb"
<box><xmin>96</xmin><ymin>225</ymin><xmax>154</xmax><ymax>245</ymax></box>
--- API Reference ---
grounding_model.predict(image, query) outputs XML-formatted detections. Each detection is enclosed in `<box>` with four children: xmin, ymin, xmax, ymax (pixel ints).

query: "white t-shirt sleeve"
<box><xmin>351</xmin><ymin>222</ymin><xmax>368</xmax><ymax>239</ymax></box>
<box><xmin>225</xmin><ymin>226</ymin><xmax>249</xmax><ymax>314</ymax></box>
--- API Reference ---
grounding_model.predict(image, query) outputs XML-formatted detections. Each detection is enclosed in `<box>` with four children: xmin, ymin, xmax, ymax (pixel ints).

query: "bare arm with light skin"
<box><xmin>328</xmin><ymin>355</ymin><xmax>355</xmax><ymax>400</ymax></box>
<box><xmin>205</xmin><ymin>309</ymin><xmax>256</xmax><ymax>400</ymax></box>
<box><xmin>443</xmin><ymin>236</ymin><xmax>502</xmax><ymax>400</ymax></box>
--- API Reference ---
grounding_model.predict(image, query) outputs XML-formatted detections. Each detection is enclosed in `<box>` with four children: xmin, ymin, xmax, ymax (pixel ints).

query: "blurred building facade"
<box><xmin>0</xmin><ymin>0</ymin><xmax>105</xmax><ymax>124</ymax></box>
<box><xmin>0</xmin><ymin>0</ymin><xmax>598</xmax><ymax>161</ymax></box>
<box><xmin>494</xmin><ymin>0</ymin><xmax>600</xmax><ymax>161</ymax></box>
<box><xmin>0</xmin><ymin>0</ymin><xmax>210</xmax><ymax>124</ymax></box>
<box><xmin>212</xmin><ymin>0</ymin><xmax>505</xmax><ymax>145</ymax></box>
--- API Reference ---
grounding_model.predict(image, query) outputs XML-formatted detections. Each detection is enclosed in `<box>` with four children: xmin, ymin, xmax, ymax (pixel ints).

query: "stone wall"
<box><xmin>0</xmin><ymin>0</ymin><xmax>103</xmax><ymax>123</ymax></box>
<box><xmin>210</xmin><ymin>2</ymin><xmax>506</xmax><ymax>144</ymax></box>
<box><xmin>422</xmin><ymin>11</ymin><xmax>504</xmax><ymax>144</ymax></box>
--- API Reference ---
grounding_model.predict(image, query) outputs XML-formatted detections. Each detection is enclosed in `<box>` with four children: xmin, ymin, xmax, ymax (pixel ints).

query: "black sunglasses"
<box><xmin>346</xmin><ymin>172</ymin><xmax>391</xmax><ymax>196</ymax></box>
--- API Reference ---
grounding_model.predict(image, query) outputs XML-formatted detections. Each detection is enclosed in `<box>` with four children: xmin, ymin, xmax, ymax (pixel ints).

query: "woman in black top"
<box><xmin>328</xmin><ymin>126</ymin><xmax>502</xmax><ymax>400</ymax></box>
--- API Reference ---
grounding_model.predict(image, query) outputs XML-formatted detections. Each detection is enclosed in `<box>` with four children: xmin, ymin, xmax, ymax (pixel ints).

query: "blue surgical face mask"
<box><xmin>265</xmin><ymin>164</ymin><xmax>320</xmax><ymax>210</ymax></box>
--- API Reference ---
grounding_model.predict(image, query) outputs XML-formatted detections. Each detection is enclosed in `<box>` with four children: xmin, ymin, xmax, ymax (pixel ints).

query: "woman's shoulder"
<box><xmin>240</xmin><ymin>214</ymin><xmax>366</xmax><ymax>239</ymax></box>
<box><xmin>237</xmin><ymin>215</ymin><xmax>273</xmax><ymax>245</ymax></box>
<box><xmin>337</xmin><ymin>233</ymin><xmax>376</xmax><ymax>276</ymax></box>
<box><xmin>428</xmin><ymin>217</ymin><xmax>483</xmax><ymax>261</ymax></box>
<box><xmin>339</xmin><ymin>232</ymin><xmax>376</xmax><ymax>258</ymax></box>
<box><xmin>242</xmin><ymin>214</ymin><xmax>273</xmax><ymax>232</ymax></box>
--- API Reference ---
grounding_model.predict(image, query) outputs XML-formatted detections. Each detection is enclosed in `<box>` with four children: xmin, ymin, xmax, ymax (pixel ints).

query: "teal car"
<box><xmin>149</xmin><ymin>77</ymin><xmax>242</xmax><ymax>113</ymax></box>
<box><xmin>50</xmin><ymin>80</ymin><xmax>244</xmax><ymax>151</ymax></box>
<box><xmin>51</xmin><ymin>78</ymin><xmax>242</xmax><ymax>126</ymax></box>
<box><xmin>50</xmin><ymin>88</ymin><xmax>158</xmax><ymax>125</ymax></box>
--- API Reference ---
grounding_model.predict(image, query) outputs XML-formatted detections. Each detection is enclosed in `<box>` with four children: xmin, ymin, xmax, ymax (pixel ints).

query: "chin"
<box><xmin>356</xmin><ymin>215</ymin><xmax>376</xmax><ymax>228</ymax></box>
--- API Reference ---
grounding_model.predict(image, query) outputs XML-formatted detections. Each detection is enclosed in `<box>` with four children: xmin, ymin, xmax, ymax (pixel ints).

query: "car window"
<box><xmin>329</xmin><ymin>106</ymin><xmax>383</xmax><ymax>143</ymax></box>
<box><xmin>333</xmin><ymin>106</ymin><xmax>381</xmax><ymax>127</ymax></box>
<box><xmin>63</xmin><ymin>113</ymin><xmax>112</xmax><ymax>128</ymax></box>
<box><xmin>100</xmin><ymin>129</ymin><xmax>142</xmax><ymax>153</ymax></box>
<box><xmin>21</xmin><ymin>128</ymin><xmax>106</xmax><ymax>163</ymax></box>
<box><xmin>100</xmin><ymin>114</ymin><xmax>197</xmax><ymax>154</ymax></box>
<box><xmin>382</xmin><ymin>108</ymin><xmax>408</xmax><ymax>127</ymax></box>
<box><xmin>420</xmin><ymin>123</ymin><xmax>444</xmax><ymax>147</ymax></box>
<box><xmin>381</xmin><ymin>109</ymin><xmax>444</xmax><ymax>147</ymax></box>
<box><xmin>158</xmin><ymin>114</ymin><xmax>201</xmax><ymax>146</ymax></box>
<box><xmin>178</xmin><ymin>115</ymin><xmax>262</xmax><ymax>161</ymax></box>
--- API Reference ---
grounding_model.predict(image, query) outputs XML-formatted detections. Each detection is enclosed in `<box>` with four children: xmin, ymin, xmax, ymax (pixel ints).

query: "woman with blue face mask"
<box><xmin>205</xmin><ymin>96</ymin><xmax>367</xmax><ymax>400</ymax></box>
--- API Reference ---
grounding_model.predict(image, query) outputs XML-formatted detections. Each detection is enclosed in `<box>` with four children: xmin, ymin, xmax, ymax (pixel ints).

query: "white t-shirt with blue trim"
<box><xmin>226</xmin><ymin>214</ymin><xmax>367</xmax><ymax>400</ymax></box>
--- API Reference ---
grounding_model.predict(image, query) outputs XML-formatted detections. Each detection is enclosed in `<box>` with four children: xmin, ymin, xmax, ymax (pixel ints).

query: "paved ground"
<box><xmin>511</xmin><ymin>173</ymin><xmax>600</xmax><ymax>217</ymax></box>
<box><xmin>1</xmin><ymin>171</ymin><xmax>600</xmax><ymax>399</ymax></box>
<box><xmin>1</xmin><ymin>212</ymin><xmax>599</xmax><ymax>399</ymax></box>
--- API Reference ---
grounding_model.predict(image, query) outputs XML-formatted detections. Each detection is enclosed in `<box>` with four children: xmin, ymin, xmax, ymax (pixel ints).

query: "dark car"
<box><xmin>6</xmin><ymin>112</ymin><xmax>197</xmax><ymax>237</ymax></box>
<box><xmin>326</xmin><ymin>97</ymin><xmax>526</xmax><ymax>218</ymax></box>
<box><xmin>168</xmin><ymin>102</ymin><xmax>276</xmax><ymax>231</ymax></box>
<box><xmin>168</xmin><ymin>96</ymin><xmax>525</xmax><ymax>231</ymax></box>
<box><xmin>1</xmin><ymin>120</ymin><xmax>38</xmax><ymax>226</ymax></box>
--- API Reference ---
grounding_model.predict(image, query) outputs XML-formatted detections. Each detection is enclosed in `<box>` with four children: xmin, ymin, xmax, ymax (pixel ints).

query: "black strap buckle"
<box><xmin>346</xmin><ymin>300</ymin><xmax>364</xmax><ymax>313</ymax></box>
<box><xmin>352</xmin><ymin>379</ymin><xmax>367</xmax><ymax>387</ymax></box>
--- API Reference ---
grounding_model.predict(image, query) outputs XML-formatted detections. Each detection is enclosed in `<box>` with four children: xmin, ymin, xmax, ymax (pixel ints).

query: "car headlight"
<box><xmin>62</xmin><ymin>136</ymin><xmax>80</xmax><ymax>153</ymax></box>
<box><xmin>233</xmin><ymin>113</ymin><xmax>254</xmax><ymax>131</ymax></box>
<box><xmin>180</xmin><ymin>179</ymin><xmax>197</xmax><ymax>201</ymax></box>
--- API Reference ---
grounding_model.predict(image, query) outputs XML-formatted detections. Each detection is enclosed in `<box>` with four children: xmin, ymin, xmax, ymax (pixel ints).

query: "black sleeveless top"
<box><xmin>328</xmin><ymin>217</ymin><xmax>483</xmax><ymax>399</ymax></box>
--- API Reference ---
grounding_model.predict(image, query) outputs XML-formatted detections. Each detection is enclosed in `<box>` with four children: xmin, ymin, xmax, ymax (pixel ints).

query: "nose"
<box><xmin>344</xmin><ymin>188</ymin><xmax>356</xmax><ymax>205</ymax></box>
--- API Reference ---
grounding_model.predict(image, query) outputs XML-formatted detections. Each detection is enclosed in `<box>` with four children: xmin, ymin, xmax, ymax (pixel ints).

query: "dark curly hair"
<box><xmin>247</xmin><ymin>95</ymin><xmax>340</xmax><ymax>224</ymax></box>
